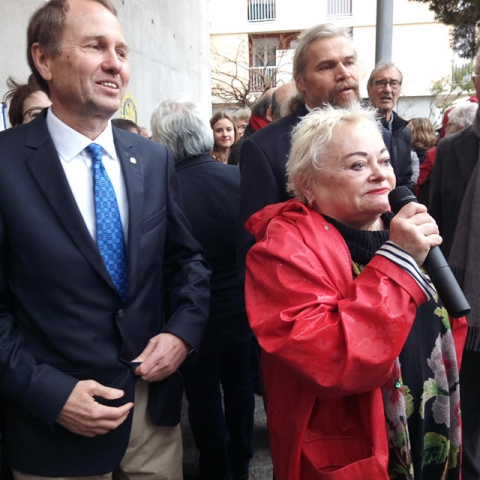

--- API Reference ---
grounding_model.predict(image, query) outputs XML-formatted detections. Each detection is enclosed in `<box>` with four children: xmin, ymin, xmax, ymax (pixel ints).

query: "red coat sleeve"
<box><xmin>245</xmin><ymin>216</ymin><xmax>428</xmax><ymax>399</ymax></box>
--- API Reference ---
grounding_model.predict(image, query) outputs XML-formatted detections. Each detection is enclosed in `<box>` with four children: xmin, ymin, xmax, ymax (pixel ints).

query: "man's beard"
<box><xmin>328</xmin><ymin>79</ymin><xmax>360</xmax><ymax>107</ymax></box>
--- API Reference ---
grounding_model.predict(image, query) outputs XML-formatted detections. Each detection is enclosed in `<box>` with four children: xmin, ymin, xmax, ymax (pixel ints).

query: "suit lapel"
<box><xmin>24</xmin><ymin>114</ymin><xmax>116</xmax><ymax>291</ymax></box>
<box><xmin>113</xmin><ymin>129</ymin><xmax>144</xmax><ymax>296</ymax></box>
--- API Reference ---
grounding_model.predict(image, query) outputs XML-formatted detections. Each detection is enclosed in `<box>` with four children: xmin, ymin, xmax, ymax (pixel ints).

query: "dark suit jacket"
<box><xmin>175</xmin><ymin>155</ymin><xmax>250</xmax><ymax>351</ymax></box>
<box><xmin>428</xmin><ymin>125</ymin><xmax>479</xmax><ymax>258</ymax></box>
<box><xmin>237</xmin><ymin>105</ymin><xmax>394</xmax><ymax>281</ymax></box>
<box><xmin>0</xmin><ymin>111</ymin><xmax>210</xmax><ymax>475</ymax></box>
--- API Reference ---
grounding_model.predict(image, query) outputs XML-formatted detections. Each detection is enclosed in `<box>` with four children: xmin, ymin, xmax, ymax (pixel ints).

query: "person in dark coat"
<box><xmin>367</xmin><ymin>62</ymin><xmax>414</xmax><ymax>191</ymax></box>
<box><xmin>151</xmin><ymin>99</ymin><xmax>254</xmax><ymax>480</ymax></box>
<box><xmin>428</xmin><ymin>50</ymin><xmax>480</xmax><ymax>480</ymax></box>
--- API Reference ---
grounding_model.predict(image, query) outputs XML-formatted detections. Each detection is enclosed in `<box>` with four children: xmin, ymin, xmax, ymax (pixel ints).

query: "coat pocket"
<box><xmin>141</xmin><ymin>207</ymin><xmax>166</xmax><ymax>234</ymax></box>
<box><xmin>301</xmin><ymin>436</ymin><xmax>384</xmax><ymax>480</ymax></box>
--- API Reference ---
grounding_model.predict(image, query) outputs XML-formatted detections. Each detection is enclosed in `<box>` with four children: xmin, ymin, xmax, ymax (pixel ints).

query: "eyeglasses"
<box><xmin>22</xmin><ymin>107</ymin><xmax>44</xmax><ymax>122</ymax></box>
<box><xmin>372</xmin><ymin>79</ymin><xmax>402</xmax><ymax>89</ymax></box>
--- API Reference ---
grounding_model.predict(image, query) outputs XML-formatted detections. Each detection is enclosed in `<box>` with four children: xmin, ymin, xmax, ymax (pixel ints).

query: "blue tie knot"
<box><xmin>86</xmin><ymin>143</ymin><xmax>104</xmax><ymax>165</ymax></box>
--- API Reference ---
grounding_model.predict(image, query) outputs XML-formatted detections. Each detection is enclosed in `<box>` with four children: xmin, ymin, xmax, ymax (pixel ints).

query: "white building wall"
<box><xmin>0</xmin><ymin>0</ymin><xmax>211</xmax><ymax>128</ymax></box>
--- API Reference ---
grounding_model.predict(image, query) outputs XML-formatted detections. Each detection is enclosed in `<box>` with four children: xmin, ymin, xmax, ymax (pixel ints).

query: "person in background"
<box><xmin>3</xmin><ymin>74</ymin><xmax>51</xmax><ymax>127</ymax></box>
<box><xmin>238</xmin><ymin>23</ymin><xmax>393</xmax><ymax>282</ymax></box>
<box><xmin>270</xmin><ymin>81</ymin><xmax>297</xmax><ymax>120</ymax></box>
<box><xmin>111</xmin><ymin>117</ymin><xmax>141</xmax><ymax>134</ymax></box>
<box><xmin>151</xmin><ymin>99</ymin><xmax>254</xmax><ymax>480</ymax></box>
<box><xmin>210</xmin><ymin>110</ymin><xmax>238</xmax><ymax>164</ymax></box>
<box><xmin>408</xmin><ymin>117</ymin><xmax>437</xmax><ymax>185</ymax></box>
<box><xmin>367</xmin><ymin>62</ymin><xmax>414</xmax><ymax>190</ymax></box>
<box><xmin>0</xmin><ymin>0</ymin><xmax>210</xmax><ymax>478</ymax></box>
<box><xmin>416</xmin><ymin>102</ymin><xmax>478</xmax><ymax>202</ymax></box>
<box><xmin>232</xmin><ymin>108</ymin><xmax>251</xmax><ymax>139</ymax></box>
<box><xmin>245</xmin><ymin>105</ymin><xmax>466</xmax><ymax>480</ymax></box>
<box><xmin>139</xmin><ymin>126</ymin><xmax>151</xmax><ymax>139</ymax></box>
<box><xmin>429</xmin><ymin>48</ymin><xmax>480</xmax><ymax>480</ymax></box>
<box><xmin>229</xmin><ymin>88</ymin><xmax>275</xmax><ymax>165</ymax></box>
<box><xmin>408</xmin><ymin>117</ymin><xmax>437</xmax><ymax>165</ymax></box>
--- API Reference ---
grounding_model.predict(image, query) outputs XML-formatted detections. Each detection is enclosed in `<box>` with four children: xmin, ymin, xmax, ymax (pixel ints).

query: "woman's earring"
<box><xmin>307</xmin><ymin>199</ymin><xmax>313</xmax><ymax>208</ymax></box>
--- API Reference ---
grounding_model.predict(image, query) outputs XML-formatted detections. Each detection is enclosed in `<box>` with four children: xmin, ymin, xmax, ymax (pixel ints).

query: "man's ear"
<box><xmin>266</xmin><ymin>107</ymin><xmax>273</xmax><ymax>123</ymax></box>
<box><xmin>31</xmin><ymin>43</ymin><xmax>53</xmax><ymax>82</ymax></box>
<box><xmin>294</xmin><ymin>73</ymin><xmax>305</xmax><ymax>94</ymax></box>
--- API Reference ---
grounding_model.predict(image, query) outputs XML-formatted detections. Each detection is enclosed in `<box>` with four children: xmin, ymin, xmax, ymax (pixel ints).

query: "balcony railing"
<box><xmin>327</xmin><ymin>0</ymin><xmax>352</xmax><ymax>16</ymax></box>
<box><xmin>248</xmin><ymin>0</ymin><xmax>276</xmax><ymax>22</ymax></box>
<box><xmin>249</xmin><ymin>66</ymin><xmax>276</xmax><ymax>92</ymax></box>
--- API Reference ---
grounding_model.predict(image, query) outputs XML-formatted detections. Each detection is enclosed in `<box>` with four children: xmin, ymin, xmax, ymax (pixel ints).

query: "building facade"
<box><xmin>209</xmin><ymin>0</ymin><xmax>469</xmax><ymax>122</ymax></box>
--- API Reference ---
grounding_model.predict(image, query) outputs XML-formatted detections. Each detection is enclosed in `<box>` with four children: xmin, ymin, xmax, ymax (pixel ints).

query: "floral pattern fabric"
<box><xmin>354</xmin><ymin>261</ymin><xmax>461</xmax><ymax>480</ymax></box>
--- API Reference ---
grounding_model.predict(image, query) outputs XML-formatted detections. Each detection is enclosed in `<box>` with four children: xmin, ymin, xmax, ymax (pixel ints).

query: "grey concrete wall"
<box><xmin>0</xmin><ymin>0</ymin><xmax>211</xmax><ymax>129</ymax></box>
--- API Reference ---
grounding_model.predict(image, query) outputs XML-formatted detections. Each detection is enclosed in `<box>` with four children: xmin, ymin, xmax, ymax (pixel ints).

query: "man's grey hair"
<box><xmin>286</xmin><ymin>105</ymin><xmax>381</xmax><ymax>203</ymax></box>
<box><xmin>449</xmin><ymin>102</ymin><xmax>478</xmax><ymax>130</ymax></box>
<box><xmin>150</xmin><ymin>99</ymin><xmax>214</xmax><ymax>162</ymax></box>
<box><xmin>289</xmin><ymin>23</ymin><xmax>354</xmax><ymax>113</ymax></box>
<box><xmin>367</xmin><ymin>62</ymin><xmax>403</xmax><ymax>87</ymax></box>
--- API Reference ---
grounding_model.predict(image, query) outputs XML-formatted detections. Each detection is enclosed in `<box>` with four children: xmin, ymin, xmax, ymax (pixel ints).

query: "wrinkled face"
<box><xmin>304</xmin><ymin>120</ymin><xmax>396</xmax><ymax>230</ymax></box>
<box><xmin>22</xmin><ymin>90</ymin><xmax>52</xmax><ymax>124</ymax></box>
<box><xmin>213</xmin><ymin>118</ymin><xmax>235</xmax><ymax>148</ymax></box>
<box><xmin>295</xmin><ymin>35</ymin><xmax>360</xmax><ymax>109</ymax></box>
<box><xmin>235</xmin><ymin>120</ymin><xmax>248</xmax><ymax>138</ymax></box>
<box><xmin>367</xmin><ymin>67</ymin><xmax>402</xmax><ymax>118</ymax></box>
<box><xmin>39</xmin><ymin>0</ymin><xmax>130</xmax><ymax>125</ymax></box>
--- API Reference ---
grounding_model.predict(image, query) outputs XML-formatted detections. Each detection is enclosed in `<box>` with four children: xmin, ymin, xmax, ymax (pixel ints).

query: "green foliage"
<box><xmin>422</xmin><ymin>432</ymin><xmax>449</xmax><ymax>467</ymax></box>
<box><xmin>410</xmin><ymin>0</ymin><xmax>480</xmax><ymax>58</ymax></box>
<box><xmin>429</xmin><ymin>63</ymin><xmax>475</xmax><ymax>127</ymax></box>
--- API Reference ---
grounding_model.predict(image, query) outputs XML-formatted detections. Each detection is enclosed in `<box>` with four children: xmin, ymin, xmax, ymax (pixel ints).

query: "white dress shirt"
<box><xmin>46</xmin><ymin>107</ymin><xmax>129</xmax><ymax>242</ymax></box>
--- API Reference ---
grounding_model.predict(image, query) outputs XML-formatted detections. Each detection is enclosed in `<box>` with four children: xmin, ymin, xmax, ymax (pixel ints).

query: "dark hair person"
<box><xmin>245</xmin><ymin>105</ymin><xmax>467</xmax><ymax>480</ymax></box>
<box><xmin>3</xmin><ymin>75</ymin><xmax>51</xmax><ymax>127</ymax></box>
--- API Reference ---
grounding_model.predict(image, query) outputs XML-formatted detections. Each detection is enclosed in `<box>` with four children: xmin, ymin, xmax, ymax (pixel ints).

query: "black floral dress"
<box><xmin>326</xmin><ymin>214</ymin><xmax>461</xmax><ymax>480</ymax></box>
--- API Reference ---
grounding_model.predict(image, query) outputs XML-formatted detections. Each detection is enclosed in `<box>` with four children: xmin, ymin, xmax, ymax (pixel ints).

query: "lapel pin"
<box><xmin>130</xmin><ymin>157</ymin><xmax>137</xmax><ymax>164</ymax></box>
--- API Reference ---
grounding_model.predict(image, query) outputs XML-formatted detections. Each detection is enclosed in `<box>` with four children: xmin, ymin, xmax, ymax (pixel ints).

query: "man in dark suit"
<box><xmin>238</xmin><ymin>23</ymin><xmax>394</xmax><ymax>279</ymax></box>
<box><xmin>429</xmin><ymin>52</ymin><xmax>480</xmax><ymax>480</ymax></box>
<box><xmin>0</xmin><ymin>0</ymin><xmax>210</xmax><ymax>478</ymax></box>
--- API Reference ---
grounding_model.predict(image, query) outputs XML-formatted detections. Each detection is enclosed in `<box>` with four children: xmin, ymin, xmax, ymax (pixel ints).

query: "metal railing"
<box><xmin>327</xmin><ymin>0</ymin><xmax>352</xmax><ymax>16</ymax></box>
<box><xmin>249</xmin><ymin>66</ymin><xmax>276</xmax><ymax>91</ymax></box>
<box><xmin>248</xmin><ymin>0</ymin><xmax>276</xmax><ymax>22</ymax></box>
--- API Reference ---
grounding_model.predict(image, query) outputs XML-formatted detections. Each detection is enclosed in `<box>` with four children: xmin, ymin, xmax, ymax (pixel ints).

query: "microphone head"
<box><xmin>389</xmin><ymin>186</ymin><xmax>418</xmax><ymax>214</ymax></box>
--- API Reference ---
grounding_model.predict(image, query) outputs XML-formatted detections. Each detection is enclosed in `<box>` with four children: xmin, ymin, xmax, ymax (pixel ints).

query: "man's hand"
<box><xmin>133</xmin><ymin>332</ymin><xmax>189</xmax><ymax>382</ymax></box>
<box><xmin>56</xmin><ymin>380</ymin><xmax>134</xmax><ymax>437</ymax></box>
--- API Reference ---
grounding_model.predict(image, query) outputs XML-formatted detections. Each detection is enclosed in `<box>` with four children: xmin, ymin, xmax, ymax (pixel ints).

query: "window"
<box><xmin>327</xmin><ymin>0</ymin><xmax>352</xmax><ymax>17</ymax></box>
<box><xmin>249</xmin><ymin>37</ymin><xmax>278</xmax><ymax>91</ymax></box>
<box><xmin>248</xmin><ymin>0</ymin><xmax>276</xmax><ymax>22</ymax></box>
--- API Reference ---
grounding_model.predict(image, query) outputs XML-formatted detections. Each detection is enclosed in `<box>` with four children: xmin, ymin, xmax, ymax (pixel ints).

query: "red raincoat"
<box><xmin>245</xmin><ymin>200</ymin><xmax>467</xmax><ymax>480</ymax></box>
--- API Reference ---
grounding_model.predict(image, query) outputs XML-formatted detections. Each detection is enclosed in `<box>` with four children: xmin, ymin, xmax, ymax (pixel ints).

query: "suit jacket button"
<box><xmin>117</xmin><ymin>309</ymin><xmax>124</xmax><ymax>319</ymax></box>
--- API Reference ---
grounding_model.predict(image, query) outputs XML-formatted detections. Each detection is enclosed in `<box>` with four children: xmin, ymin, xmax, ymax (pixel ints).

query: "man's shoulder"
<box><xmin>246</xmin><ymin>110</ymin><xmax>305</xmax><ymax>147</ymax></box>
<box><xmin>438</xmin><ymin>125</ymin><xmax>475</xmax><ymax>154</ymax></box>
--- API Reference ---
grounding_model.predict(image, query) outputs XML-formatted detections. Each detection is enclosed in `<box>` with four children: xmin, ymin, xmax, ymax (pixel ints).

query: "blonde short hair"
<box><xmin>287</xmin><ymin>105</ymin><xmax>381</xmax><ymax>203</ymax></box>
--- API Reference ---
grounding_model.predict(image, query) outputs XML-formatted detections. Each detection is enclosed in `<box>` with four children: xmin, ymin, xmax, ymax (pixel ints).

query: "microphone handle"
<box><xmin>423</xmin><ymin>247</ymin><xmax>471</xmax><ymax>318</ymax></box>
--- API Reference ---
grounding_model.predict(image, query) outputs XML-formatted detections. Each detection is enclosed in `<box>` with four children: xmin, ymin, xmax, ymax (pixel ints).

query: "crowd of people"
<box><xmin>0</xmin><ymin>2</ymin><xmax>479</xmax><ymax>480</ymax></box>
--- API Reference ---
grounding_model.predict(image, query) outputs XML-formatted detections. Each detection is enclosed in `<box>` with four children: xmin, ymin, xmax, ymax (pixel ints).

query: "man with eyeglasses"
<box><xmin>367</xmin><ymin>62</ymin><xmax>414</xmax><ymax>190</ymax></box>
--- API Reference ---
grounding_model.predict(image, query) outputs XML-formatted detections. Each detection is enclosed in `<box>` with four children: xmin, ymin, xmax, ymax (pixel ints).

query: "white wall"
<box><xmin>0</xmin><ymin>0</ymin><xmax>212</xmax><ymax>128</ymax></box>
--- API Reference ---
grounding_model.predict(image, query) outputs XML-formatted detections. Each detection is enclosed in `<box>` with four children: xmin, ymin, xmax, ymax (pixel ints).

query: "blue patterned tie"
<box><xmin>87</xmin><ymin>143</ymin><xmax>128</xmax><ymax>301</ymax></box>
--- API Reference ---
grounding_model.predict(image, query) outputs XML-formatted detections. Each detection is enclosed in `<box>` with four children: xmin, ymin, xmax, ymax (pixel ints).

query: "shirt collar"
<box><xmin>46</xmin><ymin>107</ymin><xmax>118</xmax><ymax>162</ymax></box>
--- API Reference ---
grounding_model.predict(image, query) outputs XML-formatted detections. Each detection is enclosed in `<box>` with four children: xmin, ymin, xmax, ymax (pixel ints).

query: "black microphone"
<box><xmin>388</xmin><ymin>186</ymin><xmax>471</xmax><ymax>318</ymax></box>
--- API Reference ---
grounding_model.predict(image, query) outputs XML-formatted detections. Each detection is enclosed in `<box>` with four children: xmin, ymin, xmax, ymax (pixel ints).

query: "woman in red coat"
<box><xmin>245</xmin><ymin>106</ymin><xmax>467</xmax><ymax>480</ymax></box>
